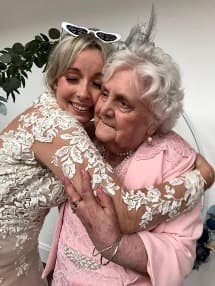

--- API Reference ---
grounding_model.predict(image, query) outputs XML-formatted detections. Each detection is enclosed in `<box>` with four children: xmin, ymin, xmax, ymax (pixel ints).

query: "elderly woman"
<box><xmin>46</xmin><ymin>39</ymin><xmax>215</xmax><ymax>285</ymax></box>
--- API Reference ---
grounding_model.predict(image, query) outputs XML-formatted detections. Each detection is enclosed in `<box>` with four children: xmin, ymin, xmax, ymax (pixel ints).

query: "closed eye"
<box><xmin>65</xmin><ymin>76</ymin><xmax>79</xmax><ymax>83</ymax></box>
<box><xmin>92</xmin><ymin>81</ymin><xmax>102</xmax><ymax>89</ymax></box>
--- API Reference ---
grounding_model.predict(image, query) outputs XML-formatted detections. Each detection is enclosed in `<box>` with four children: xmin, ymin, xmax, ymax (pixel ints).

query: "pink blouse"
<box><xmin>43</xmin><ymin>131</ymin><xmax>203</xmax><ymax>286</ymax></box>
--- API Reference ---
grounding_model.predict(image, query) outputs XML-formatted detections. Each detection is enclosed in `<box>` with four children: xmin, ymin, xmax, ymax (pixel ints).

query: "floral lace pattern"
<box><xmin>52</xmin><ymin>131</ymin><xmax>118</xmax><ymax>195</ymax></box>
<box><xmin>122</xmin><ymin>170</ymin><xmax>205</xmax><ymax>228</ymax></box>
<box><xmin>0</xmin><ymin>92</ymin><xmax>120</xmax><ymax>283</ymax></box>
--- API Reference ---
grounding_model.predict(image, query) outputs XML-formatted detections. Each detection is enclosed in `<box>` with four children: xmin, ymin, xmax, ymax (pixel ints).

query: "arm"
<box><xmin>34</xmin><ymin>129</ymin><xmax>211</xmax><ymax>234</ymax></box>
<box><xmin>118</xmin><ymin>156</ymin><xmax>213</xmax><ymax>233</ymax></box>
<box><xmin>25</xmin><ymin>96</ymin><xmax>213</xmax><ymax>233</ymax></box>
<box><xmin>63</xmin><ymin>174</ymin><xmax>148</xmax><ymax>274</ymax></box>
<box><xmin>195</xmin><ymin>153</ymin><xmax>215</xmax><ymax>189</ymax></box>
<box><xmin>64</xmin><ymin>175</ymin><xmax>203</xmax><ymax>282</ymax></box>
<box><xmin>63</xmin><ymin>148</ymin><xmax>206</xmax><ymax>282</ymax></box>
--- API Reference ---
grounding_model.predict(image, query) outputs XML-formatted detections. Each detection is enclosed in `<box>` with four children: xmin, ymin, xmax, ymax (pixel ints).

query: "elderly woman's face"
<box><xmin>94</xmin><ymin>68</ymin><xmax>156</xmax><ymax>153</ymax></box>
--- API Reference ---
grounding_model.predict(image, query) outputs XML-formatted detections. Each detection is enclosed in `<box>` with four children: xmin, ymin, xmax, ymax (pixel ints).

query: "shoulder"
<box><xmin>18</xmin><ymin>92</ymin><xmax>82</xmax><ymax>142</ymax></box>
<box><xmin>135</xmin><ymin>131</ymin><xmax>195</xmax><ymax>159</ymax></box>
<box><xmin>159</xmin><ymin>130</ymin><xmax>195</xmax><ymax>158</ymax></box>
<box><xmin>134</xmin><ymin>131</ymin><xmax>196</xmax><ymax>179</ymax></box>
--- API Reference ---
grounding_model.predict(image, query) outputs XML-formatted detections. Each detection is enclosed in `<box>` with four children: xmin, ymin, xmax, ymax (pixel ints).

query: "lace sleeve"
<box><xmin>20</xmin><ymin>93</ymin><xmax>207</xmax><ymax>233</ymax></box>
<box><xmin>120</xmin><ymin>170</ymin><xmax>205</xmax><ymax>232</ymax></box>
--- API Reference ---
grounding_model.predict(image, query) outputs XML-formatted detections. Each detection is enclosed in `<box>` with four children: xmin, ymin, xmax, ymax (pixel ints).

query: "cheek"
<box><xmin>55</xmin><ymin>81</ymin><xmax>66</xmax><ymax>98</ymax></box>
<box><xmin>119</xmin><ymin>117</ymin><xmax>143</xmax><ymax>138</ymax></box>
<box><xmin>91</xmin><ymin>92</ymin><xmax>101</xmax><ymax>105</ymax></box>
<box><xmin>94</xmin><ymin>98</ymin><xmax>103</xmax><ymax>115</ymax></box>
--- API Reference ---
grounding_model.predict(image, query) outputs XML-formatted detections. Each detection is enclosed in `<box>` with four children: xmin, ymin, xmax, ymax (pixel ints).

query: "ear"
<box><xmin>53</xmin><ymin>79</ymin><xmax>58</xmax><ymax>91</ymax></box>
<box><xmin>146</xmin><ymin>121</ymin><xmax>159</xmax><ymax>137</ymax></box>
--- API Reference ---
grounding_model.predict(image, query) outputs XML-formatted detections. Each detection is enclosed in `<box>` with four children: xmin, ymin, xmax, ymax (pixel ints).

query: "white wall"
<box><xmin>1</xmin><ymin>0</ymin><xmax>215</xmax><ymax>284</ymax></box>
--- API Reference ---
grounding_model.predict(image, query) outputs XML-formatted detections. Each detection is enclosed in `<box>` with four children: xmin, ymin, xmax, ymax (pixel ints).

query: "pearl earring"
<box><xmin>147</xmin><ymin>136</ymin><xmax>153</xmax><ymax>145</ymax></box>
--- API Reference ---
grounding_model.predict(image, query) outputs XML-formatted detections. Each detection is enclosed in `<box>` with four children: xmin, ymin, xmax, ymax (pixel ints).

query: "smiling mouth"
<box><xmin>99</xmin><ymin>119</ymin><xmax>114</xmax><ymax>128</ymax></box>
<box><xmin>71</xmin><ymin>102</ymin><xmax>92</xmax><ymax>112</ymax></box>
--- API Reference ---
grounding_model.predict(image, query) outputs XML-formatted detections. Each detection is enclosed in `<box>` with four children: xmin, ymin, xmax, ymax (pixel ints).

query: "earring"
<box><xmin>147</xmin><ymin>136</ymin><xmax>153</xmax><ymax>145</ymax></box>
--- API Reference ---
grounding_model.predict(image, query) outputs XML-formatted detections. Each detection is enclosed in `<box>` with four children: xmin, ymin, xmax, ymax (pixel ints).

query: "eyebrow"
<box><xmin>66</xmin><ymin>67</ymin><xmax>80</xmax><ymax>73</ymax></box>
<box><xmin>102</xmin><ymin>84</ymin><xmax>130</xmax><ymax>103</ymax></box>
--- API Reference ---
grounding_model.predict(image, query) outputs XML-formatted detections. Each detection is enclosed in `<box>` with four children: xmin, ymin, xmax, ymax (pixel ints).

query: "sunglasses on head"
<box><xmin>61</xmin><ymin>22</ymin><xmax>121</xmax><ymax>43</ymax></box>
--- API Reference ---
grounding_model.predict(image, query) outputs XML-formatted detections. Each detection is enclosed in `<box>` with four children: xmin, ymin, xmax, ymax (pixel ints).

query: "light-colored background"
<box><xmin>0</xmin><ymin>0</ymin><xmax>214</xmax><ymax>285</ymax></box>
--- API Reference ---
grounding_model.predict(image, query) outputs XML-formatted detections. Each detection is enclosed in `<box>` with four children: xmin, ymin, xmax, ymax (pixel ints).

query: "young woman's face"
<box><xmin>54</xmin><ymin>48</ymin><xmax>104</xmax><ymax>124</ymax></box>
<box><xmin>94</xmin><ymin>68</ymin><xmax>156</xmax><ymax>153</ymax></box>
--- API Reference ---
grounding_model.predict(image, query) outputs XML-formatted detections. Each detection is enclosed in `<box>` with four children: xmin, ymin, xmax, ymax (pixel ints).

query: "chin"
<box><xmin>95</xmin><ymin>130</ymin><xmax>108</xmax><ymax>142</ymax></box>
<box><xmin>73</xmin><ymin>112</ymin><xmax>93</xmax><ymax>124</ymax></box>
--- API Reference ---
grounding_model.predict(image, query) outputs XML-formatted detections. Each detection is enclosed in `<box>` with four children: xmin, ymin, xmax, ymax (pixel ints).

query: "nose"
<box><xmin>100</xmin><ymin>98</ymin><xmax>114</xmax><ymax>118</ymax></box>
<box><xmin>77</xmin><ymin>82</ymin><xmax>91</xmax><ymax>101</ymax></box>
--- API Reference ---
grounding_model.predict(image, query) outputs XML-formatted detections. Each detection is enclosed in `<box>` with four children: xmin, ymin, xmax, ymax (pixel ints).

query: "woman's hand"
<box><xmin>63</xmin><ymin>171</ymin><xmax>121</xmax><ymax>251</ymax></box>
<box><xmin>195</xmin><ymin>154</ymin><xmax>215</xmax><ymax>189</ymax></box>
<box><xmin>63</xmin><ymin>172</ymin><xmax>148</xmax><ymax>273</ymax></box>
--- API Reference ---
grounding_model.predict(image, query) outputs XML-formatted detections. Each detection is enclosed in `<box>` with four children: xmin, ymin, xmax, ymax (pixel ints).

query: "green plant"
<box><xmin>0</xmin><ymin>27</ymin><xmax>61</xmax><ymax>115</ymax></box>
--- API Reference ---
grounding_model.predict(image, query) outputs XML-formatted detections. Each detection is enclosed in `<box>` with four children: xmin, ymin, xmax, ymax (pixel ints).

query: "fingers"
<box><xmin>61</xmin><ymin>171</ymin><xmax>97</xmax><ymax>211</ymax></box>
<box><xmin>61</xmin><ymin>176</ymin><xmax>81</xmax><ymax>202</ymax></box>
<box><xmin>97</xmin><ymin>188</ymin><xmax>115</xmax><ymax>212</ymax></box>
<box><xmin>80</xmin><ymin>170</ymin><xmax>95</xmax><ymax>200</ymax></box>
<box><xmin>61</xmin><ymin>171</ymin><xmax>115</xmax><ymax>216</ymax></box>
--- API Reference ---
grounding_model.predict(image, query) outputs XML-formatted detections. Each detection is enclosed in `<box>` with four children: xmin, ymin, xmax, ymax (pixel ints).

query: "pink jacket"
<box><xmin>43</xmin><ymin>131</ymin><xmax>203</xmax><ymax>286</ymax></box>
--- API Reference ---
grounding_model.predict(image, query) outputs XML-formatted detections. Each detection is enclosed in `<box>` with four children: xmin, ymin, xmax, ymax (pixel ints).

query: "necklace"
<box><xmin>100</xmin><ymin>145</ymin><xmax>134</xmax><ymax>160</ymax></box>
<box><xmin>115</xmin><ymin>150</ymin><xmax>134</xmax><ymax>158</ymax></box>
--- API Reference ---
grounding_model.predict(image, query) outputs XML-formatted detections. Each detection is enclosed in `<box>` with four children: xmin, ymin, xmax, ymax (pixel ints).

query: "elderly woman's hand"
<box><xmin>63</xmin><ymin>171</ymin><xmax>122</xmax><ymax>252</ymax></box>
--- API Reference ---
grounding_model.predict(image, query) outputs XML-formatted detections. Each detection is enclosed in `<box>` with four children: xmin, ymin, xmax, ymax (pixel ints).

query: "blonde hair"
<box><xmin>45</xmin><ymin>33</ymin><xmax>113</xmax><ymax>92</ymax></box>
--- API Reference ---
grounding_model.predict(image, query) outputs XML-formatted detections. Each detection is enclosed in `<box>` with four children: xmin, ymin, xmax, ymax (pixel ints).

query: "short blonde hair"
<box><xmin>45</xmin><ymin>33</ymin><xmax>113</xmax><ymax>92</ymax></box>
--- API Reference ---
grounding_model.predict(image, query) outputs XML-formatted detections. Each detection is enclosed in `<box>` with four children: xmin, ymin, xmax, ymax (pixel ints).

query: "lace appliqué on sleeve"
<box><xmin>122</xmin><ymin>170</ymin><xmax>205</xmax><ymax>228</ymax></box>
<box><xmin>52</xmin><ymin>128</ymin><xmax>119</xmax><ymax>195</ymax></box>
<box><xmin>25</xmin><ymin>93</ymin><xmax>120</xmax><ymax>196</ymax></box>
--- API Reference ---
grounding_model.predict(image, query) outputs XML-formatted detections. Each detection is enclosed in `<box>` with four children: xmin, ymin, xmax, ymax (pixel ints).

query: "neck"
<box><xmin>101</xmin><ymin>145</ymin><xmax>134</xmax><ymax>167</ymax></box>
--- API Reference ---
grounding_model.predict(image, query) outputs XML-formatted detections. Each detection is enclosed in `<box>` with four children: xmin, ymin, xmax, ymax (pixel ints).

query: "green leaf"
<box><xmin>0</xmin><ymin>62</ymin><xmax>6</xmax><ymax>70</ymax></box>
<box><xmin>0</xmin><ymin>95</ymin><xmax>7</xmax><ymax>102</ymax></box>
<box><xmin>12</xmin><ymin>43</ymin><xmax>24</xmax><ymax>54</ymax></box>
<box><xmin>14</xmin><ymin>89</ymin><xmax>20</xmax><ymax>94</ymax></box>
<box><xmin>21</xmin><ymin>70</ymin><xmax>28</xmax><ymax>78</ymax></box>
<box><xmin>40</xmin><ymin>33</ymin><xmax>49</xmax><ymax>42</ymax></box>
<box><xmin>0</xmin><ymin>27</ymin><xmax>61</xmax><ymax>98</ymax></box>
<box><xmin>11</xmin><ymin>54</ymin><xmax>23</xmax><ymax>67</ymax></box>
<box><xmin>39</xmin><ymin>41</ymin><xmax>51</xmax><ymax>52</ymax></box>
<box><xmin>23</xmin><ymin>50</ymin><xmax>34</xmax><ymax>60</ymax></box>
<box><xmin>2</xmin><ymin>77</ymin><xmax>21</xmax><ymax>94</ymax></box>
<box><xmin>0</xmin><ymin>53</ymin><xmax>11</xmax><ymax>64</ymax></box>
<box><xmin>20</xmin><ymin>76</ymin><xmax>26</xmax><ymax>88</ymax></box>
<box><xmin>34</xmin><ymin>56</ymin><xmax>44</xmax><ymax>68</ymax></box>
<box><xmin>0</xmin><ymin>50</ymin><xmax>8</xmax><ymax>55</ymax></box>
<box><xmin>11</xmin><ymin>91</ymin><xmax>15</xmax><ymax>102</ymax></box>
<box><xmin>0</xmin><ymin>72</ymin><xmax>5</xmax><ymax>86</ymax></box>
<box><xmin>48</xmin><ymin>28</ymin><xmax>60</xmax><ymax>39</ymax></box>
<box><xmin>5</xmin><ymin>48</ymin><xmax>12</xmax><ymax>53</ymax></box>
<box><xmin>1</xmin><ymin>72</ymin><xmax>5</xmax><ymax>83</ymax></box>
<box><xmin>35</xmin><ymin>35</ymin><xmax>43</xmax><ymax>42</ymax></box>
<box><xmin>0</xmin><ymin>102</ymin><xmax>7</xmax><ymax>115</ymax></box>
<box><xmin>25</xmin><ymin>40</ymin><xmax>40</xmax><ymax>52</ymax></box>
